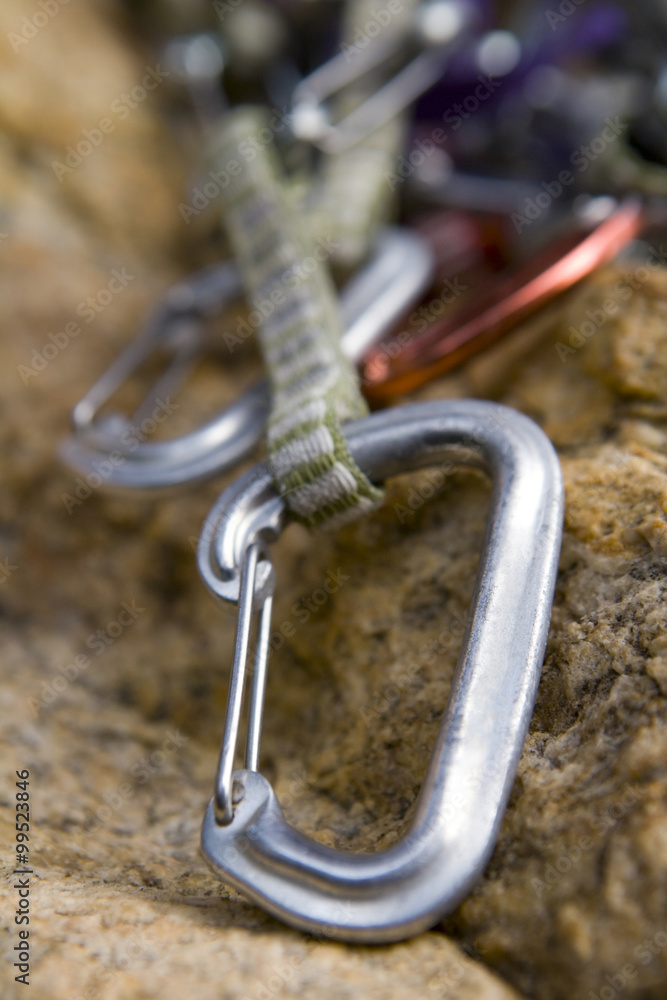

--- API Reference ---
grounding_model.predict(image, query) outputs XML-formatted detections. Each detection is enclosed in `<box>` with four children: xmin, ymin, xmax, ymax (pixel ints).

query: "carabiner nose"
<box><xmin>199</xmin><ymin>400</ymin><xmax>564</xmax><ymax>942</ymax></box>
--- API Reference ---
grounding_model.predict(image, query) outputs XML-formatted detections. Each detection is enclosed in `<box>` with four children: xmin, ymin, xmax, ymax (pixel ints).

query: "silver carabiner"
<box><xmin>61</xmin><ymin>227</ymin><xmax>434</xmax><ymax>490</ymax></box>
<box><xmin>198</xmin><ymin>399</ymin><xmax>564</xmax><ymax>942</ymax></box>
<box><xmin>290</xmin><ymin>1</ymin><xmax>474</xmax><ymax>155</ymax></box>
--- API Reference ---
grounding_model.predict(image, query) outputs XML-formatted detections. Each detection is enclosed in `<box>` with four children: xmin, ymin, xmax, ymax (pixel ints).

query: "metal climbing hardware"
<box><xmin>62</xmin><ymin>227</ymin><xmax>433</xmax><ymax>490</ymax></box>
<box><xmin>362</xmin><ymin>197</ymin><xmax>644</xmax><ymax>399</ymax></box>
<box><xmin>199</xmin><ymin>400</ymin><xmax>564</xmax><ymax>942</ymax></box>
<box><xmin>290</xmin><ymin>0</ymin><xmax>475</xmax><ymax>154</ymax></box>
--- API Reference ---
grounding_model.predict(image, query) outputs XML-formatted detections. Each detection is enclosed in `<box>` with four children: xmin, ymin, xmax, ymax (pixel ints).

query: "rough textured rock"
<box><xmin>2</xmin><ymin>4</ymin><xmax>667</xmax><ymax>1000</ymax></box>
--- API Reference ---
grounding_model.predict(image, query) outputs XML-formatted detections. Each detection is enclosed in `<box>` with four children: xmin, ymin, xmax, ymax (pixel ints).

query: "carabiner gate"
<box><xmin>290</xmin><ymin>0</ymin><xmax>474</xmax><ymax>155</ymax></box>
<box><xmin>62</xmin><ymin>227</ymin><xmax>433</xmax><ymax>490</ymax></box>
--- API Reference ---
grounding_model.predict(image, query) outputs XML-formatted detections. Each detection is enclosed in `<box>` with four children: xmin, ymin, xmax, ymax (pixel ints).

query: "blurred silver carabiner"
<box><xmin>198</xmin><ymin>399</ymin><xmax>564</xmax><ymax>941</ymax></box>
<box><xmin>290</xmin><ymin>0</ymin><xmax>474</xmax><ymax>155</ymax></box>
<box><xmin>61</xmin><ymin>227</ymin><xmax>434</xmax><ymax>490</ymax></box>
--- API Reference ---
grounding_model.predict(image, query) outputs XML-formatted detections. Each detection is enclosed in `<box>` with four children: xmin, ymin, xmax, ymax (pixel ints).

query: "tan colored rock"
<box><xmin>573</xmin><ymin>263</ymin><xmax>667</xmax><ymax>401</ymax></box>
<box><xmin>0</xmin><ymin>0</ymin><xmax>184</xmax><ymax>258</ymax></box>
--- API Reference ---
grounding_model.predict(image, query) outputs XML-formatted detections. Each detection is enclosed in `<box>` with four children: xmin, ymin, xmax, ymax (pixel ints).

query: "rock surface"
<box><xmin>2</xmin><ymin>4</ymin><xmax>667</xmax><ymax>1000</ymax></box>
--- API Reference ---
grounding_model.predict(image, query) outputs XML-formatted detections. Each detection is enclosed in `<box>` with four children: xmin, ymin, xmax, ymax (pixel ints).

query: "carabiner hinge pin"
<box><xmin>214</xmin><ymin>541</ymin><xmax>275</xmax><ymax>825</ymax></box>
